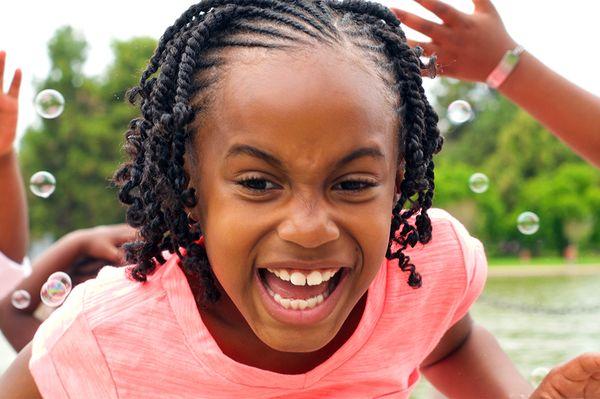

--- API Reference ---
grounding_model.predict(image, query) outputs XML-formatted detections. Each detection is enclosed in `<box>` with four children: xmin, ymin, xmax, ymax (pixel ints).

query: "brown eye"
<box><xmin>236</xmin><ymin>176</ymin><xmax>280</xmax><ymax>192</ymax></box>
<box><xmin>333</xmin><ymin>179</ymin><xmax>378</xmax><ymax>192</ymax></box>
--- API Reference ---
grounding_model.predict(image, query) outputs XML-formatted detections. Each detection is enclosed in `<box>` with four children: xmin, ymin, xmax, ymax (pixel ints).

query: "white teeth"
<box><xmin>306</xmin><ymin>271</ymin><xmax>323</xmax><ymax>286</ymax></box>
<box><xmin>267</xmin><ymin>268</ymin><xmax>341</xmax><ymax>286</ymax></box>
<box><xmin>290</xmin><ymin>272</ymin><xmax>306</xmax><ymax>286</ymax></box>
<box><xmin>270</xmin><ymin>292</ymin><xmax>326</xmax><ymax>310</ymax></box>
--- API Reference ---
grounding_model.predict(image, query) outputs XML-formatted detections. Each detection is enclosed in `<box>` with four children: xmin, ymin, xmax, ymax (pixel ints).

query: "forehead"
<box><xmin>196</xmin><ymin>44</ymin><xmax>399</xmax><ymax>166</ymax></box>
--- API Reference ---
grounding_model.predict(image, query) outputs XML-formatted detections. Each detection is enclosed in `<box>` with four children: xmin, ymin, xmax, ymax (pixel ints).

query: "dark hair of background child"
<box><xmin>112</xmin><ymin>0</ymin><xmax>443</xmax><ymax>303</ymax></box>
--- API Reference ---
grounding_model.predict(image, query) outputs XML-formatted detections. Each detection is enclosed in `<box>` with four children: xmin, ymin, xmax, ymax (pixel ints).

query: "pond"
<box><xmin>411</xmin><ymin>273</ymin><xmax>600</xmax><ymax>398</ymax></box>
<box><xmin>1</xmin><ymin>274</ymin><xmax>599</xmax><ymax>397</ymax></box>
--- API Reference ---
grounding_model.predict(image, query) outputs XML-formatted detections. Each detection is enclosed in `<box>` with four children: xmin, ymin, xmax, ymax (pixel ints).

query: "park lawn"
<box><xmin>488</xmin><ymin>256</ymin><xmax>600</xmax><ymax>267</ymax></box>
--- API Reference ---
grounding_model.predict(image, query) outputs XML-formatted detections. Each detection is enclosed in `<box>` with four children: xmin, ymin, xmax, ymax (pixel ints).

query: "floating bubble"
<box><xmin>447</xmin><ymin>100</ymin><xmax>473</xmax><ymax>124</ymax></box>
<box><xmin>529</xmin><ymin>366</ymin><xmax>550</xmax><ymax>386</ymax></box>
<box><xmin>30</xmin><ymin>171</ymin><xmax>56</xmax><ymax>198</ymax></box>
<box><xmin>48</xmin><ymin>271</ymin><xmax>72</xmax><ymax>293</ymax></box>
<box><xmin>11</xmin><ymin>290</ymin><xmax>31</xmax><ymax>309</ymax></box>
<box><xmin>469</xmin><ymin>173</ymin><xmax>489</xmax><ymax>194</ymax></box>
<box><xmin>34</xmin><ymin>89</ymin><xmax>65</xmax><ymax>119</ymax></box>
<box><xmin>40</xmin><ymin>279</ymin><xmax>69</xmax><ymax>307</ymax></box>
<box><xmin>517</xmin><ymin>211</ymin><xmax>540</xmax><ymax>235</ymax></box>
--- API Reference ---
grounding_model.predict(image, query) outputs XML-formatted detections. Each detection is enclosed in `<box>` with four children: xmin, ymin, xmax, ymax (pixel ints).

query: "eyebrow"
<box><xmin>225</xmin><ymin>144</ymin><xmax>385</xmax><ymax>170</ymax></box>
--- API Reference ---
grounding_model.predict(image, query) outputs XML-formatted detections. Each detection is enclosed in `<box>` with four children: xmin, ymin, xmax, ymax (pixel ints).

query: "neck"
<box><xmin>182</xmin><ymin>266</ymin><xmax>367</xmax><ymax>374</ymax></box>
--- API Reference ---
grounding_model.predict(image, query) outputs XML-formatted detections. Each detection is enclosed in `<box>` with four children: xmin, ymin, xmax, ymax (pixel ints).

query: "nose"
<box><xmin>277</xmin><ymin>194</ymin><xmax>340</xmax><ymax>248</ymax></box>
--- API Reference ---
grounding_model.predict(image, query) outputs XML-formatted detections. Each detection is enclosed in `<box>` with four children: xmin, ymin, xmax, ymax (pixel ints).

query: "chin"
<box><xmin>256</xmin><ymin>325</ymin><xmax>337</xmax><ymax>353</ymax></box>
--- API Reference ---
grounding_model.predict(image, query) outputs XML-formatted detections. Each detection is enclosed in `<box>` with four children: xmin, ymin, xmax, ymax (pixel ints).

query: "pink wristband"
<box><xmin>486</xmin><ymin>45</ymin><xmax>524</xmax><ymax>89</ymax></box>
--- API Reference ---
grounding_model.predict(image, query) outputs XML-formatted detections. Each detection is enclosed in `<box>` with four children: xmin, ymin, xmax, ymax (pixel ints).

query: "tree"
<box><xmin>19</xmin><ymin>27</ymin><xmax>156</xmax><ymax>239</ymax></box>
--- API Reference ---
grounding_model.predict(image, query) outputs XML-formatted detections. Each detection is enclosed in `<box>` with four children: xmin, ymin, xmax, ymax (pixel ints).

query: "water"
<box><xmin>1</xmin><ymin>274</ymin><xmax>599</xmax><ymax>395</ymax></box>
<box><xmin>411</xmin><ymin>274</ymin><xmax>600</xmax><ymax>398</ymax></box>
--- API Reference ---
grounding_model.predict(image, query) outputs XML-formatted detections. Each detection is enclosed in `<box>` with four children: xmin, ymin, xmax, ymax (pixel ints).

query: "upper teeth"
<box><xmin>266</xmin><ymin>268</ymin><xmax>340</xmax><ymax>286</ymax></box>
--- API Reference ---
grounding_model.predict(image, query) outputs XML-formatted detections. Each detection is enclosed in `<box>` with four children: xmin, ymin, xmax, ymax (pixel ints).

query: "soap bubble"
<box><xmin>529</xmin><ymin>366</ymin><xmax>550</xmax><ymax>386</ymax></box>
<box><xmin>40</xmin><ymin>279</ymin><xmax>69</xmax><ymax>307</ymax></box>
<box><xmin>517</xmin><ymin>211</ymin><xmax>540</xmax><ymax>235</ymax></box>
<box><xmin>11</xmin><ymin>290</ymin><xmax>31</xmax><ymax>309</ymax></box>
<box><xmin>447</xmin><ymin>100</ymin><xmax>473</xmax><ymax>124</ymax></box>
<box><xmin>34</xmin><ymin>89</ymin><xmax>65</xmax><ymax>119</ymax></box>
<box><xmin>48</xmin><ymin>271</ymin><xmax>72</xmax><ymax>293</ymax></box>
<box><xmin>30</xmin><ymin>171</ymin><xmax>56</xmax><ymax>198</ymax></box>
<box><xmin>469</xmin><ymin>173</ymin><xmax>489</xmax><ymax>194</ymax></box>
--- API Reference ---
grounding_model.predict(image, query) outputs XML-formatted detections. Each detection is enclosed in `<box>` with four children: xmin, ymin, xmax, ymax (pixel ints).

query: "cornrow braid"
<box><xmin>114</xmin><ymin>0</ymin><xmax>442</xmax><ymax>303</ymax></box>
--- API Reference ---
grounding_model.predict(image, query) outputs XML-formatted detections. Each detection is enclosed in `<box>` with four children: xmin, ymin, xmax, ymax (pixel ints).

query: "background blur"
<box><xmin>1</xmin><ymin>1</ymin><xmax>599</xmax><ymax>397</ymax></box>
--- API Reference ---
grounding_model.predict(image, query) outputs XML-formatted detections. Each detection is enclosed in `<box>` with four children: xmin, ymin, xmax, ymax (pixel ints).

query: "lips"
<box><xmin>254</xmin><ymin>265</ymin><xmax>350</xmax><ymax>325</ymax></box>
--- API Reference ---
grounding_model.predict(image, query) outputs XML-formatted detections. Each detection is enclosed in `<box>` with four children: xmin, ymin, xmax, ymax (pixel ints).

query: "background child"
<box><xmin>0</xmin><ymin>0</ymin><xmax>556</xmax><ymax>397</ymax></box>
<box><xmin>0</xmin><ymin>224</ymin><xmax>135</xmax><ymax>352</ymax></box>
<box><xmin>0</xmin><ymin>50</ymin><xmax>29</xmax><ymax>298</ymax></box>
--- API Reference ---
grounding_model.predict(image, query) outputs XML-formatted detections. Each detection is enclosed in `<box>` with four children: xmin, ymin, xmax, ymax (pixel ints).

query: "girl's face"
<box><xmin>186</xmin><ymin>44</ymin><xmax>400</xmax><ymax>353</ymax></box>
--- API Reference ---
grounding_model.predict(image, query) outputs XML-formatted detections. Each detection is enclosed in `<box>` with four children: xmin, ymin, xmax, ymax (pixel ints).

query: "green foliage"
<box><xmin>431</xmin><ymin>78</ymin><xmax>600</xmax><ymax>256</ymax></box>
<box><xmin>19</xmin><ymin>26</ymin><xmax>156</xmax><ymax>238</ymax></box>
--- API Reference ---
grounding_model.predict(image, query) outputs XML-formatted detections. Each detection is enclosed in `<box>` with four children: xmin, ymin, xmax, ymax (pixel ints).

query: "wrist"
<box><xmin>486</xmin><ymin>43</ymin><xmax>524</xmax><ymax>89</ymax></box>
<box><xmin>61</xmin><ymin>229</ymin><xmax>91</xmax><ymax>255</ymax></box>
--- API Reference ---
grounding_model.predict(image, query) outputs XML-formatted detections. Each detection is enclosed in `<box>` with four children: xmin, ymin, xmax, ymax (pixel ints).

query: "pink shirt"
<box><xmin>0</xmin><ymin>252</ymin><xmax>28</xmax><ymax>299</ymax></box>
<box><xmin>29</xmin><ymin>209</ymin><xmax>487</xmax><ymax>398</ymax></box>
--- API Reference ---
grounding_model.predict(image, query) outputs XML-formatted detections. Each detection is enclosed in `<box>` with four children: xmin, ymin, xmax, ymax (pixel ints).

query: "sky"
<box><xmin>2</xmin><ymin>0</ymin><xmax>600</xmax><ymax>140</ymax></box>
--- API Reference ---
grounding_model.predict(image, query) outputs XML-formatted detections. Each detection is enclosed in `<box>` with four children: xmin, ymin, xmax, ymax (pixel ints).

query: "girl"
<box><xmin>1</xmin><ymin>0</ymin><xmax>540</xmax><ymax>397</ymax></box>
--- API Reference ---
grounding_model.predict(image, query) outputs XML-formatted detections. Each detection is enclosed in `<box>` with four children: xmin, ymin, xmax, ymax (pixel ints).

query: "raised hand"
<box><xmin>391</xmin><ymin>0</ymin><xmax>516</xmax><ymax>82</ymax></box>
<box><xmin>530</xmin><ymin>353</ymin><xmax>600</xmax><ymax>399</ymax></box>
<box><xmin>0</xmin><ymin>51</ymin><xmax>22</xmax><ymax>157</ymax></box>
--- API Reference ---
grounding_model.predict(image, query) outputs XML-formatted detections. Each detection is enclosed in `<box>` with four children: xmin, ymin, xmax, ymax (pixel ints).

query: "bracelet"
<box><xmin>486</xmin><ymin>45</ymin><xmax>525</xmax><ymax>89</ymax></box>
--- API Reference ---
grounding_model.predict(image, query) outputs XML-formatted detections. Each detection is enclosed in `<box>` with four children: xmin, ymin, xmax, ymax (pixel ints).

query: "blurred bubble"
<box><xmin>48</xmin><ymin>271</ymin><xmax>72</xmax><ymax>293</ymax></box>
<box><xmin>447</xmin><ymin>100</ymin><xmax>473</xmax><ymax>124</ymax></box>
<box><xmin>30</xmin><ymin>171</ymin><xmax>56</xmax><ymax>198</ymax></box>
<box><xmin>72</xmin><ymin>75</ymin><xmax>84</xmax><ymax>87</ymax></box>
<box><xmin>34</xmin><ymin>89</ymin><xmax>65</xmax><ymax>119</ymax></box>
<box><xmin>529</xmin><ymin>366</ymin><xmax>550</xmax><ymax>386</ymax></box>
<box><xmin>469</xmin><ymin>173</ymin><xmax>489</xmax><ymax>194</ymax></box>
<box><xmin>49</xmin><ymin>69</ymin><xmax>63</xmax><ymax>81</ymax></box>
<box><xmin>517</xmin><ymin>211</ymin><xmax>540</xmax><ymax>235</ymax></box>
<box><xmin>40</xmin><ymin>280</ymin><xmax>69</xmax><ymax>307</ymax></box>
<box><xmin>11</xmin><ymin>290</ymin><xmax>31</xmax><ymax>310</ymax></box>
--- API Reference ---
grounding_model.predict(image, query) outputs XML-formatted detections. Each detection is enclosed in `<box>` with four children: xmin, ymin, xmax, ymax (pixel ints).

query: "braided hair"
<box><xmin>113</xmin><ymin>0</ymin><xmax>443</xmax><ymax>303</ymax></box>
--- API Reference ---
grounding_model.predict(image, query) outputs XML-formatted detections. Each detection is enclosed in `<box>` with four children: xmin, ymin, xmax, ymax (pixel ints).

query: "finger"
<box><xmin>0</xmin><ymin>51</ymin><xmax>5</xmax><ymax>91</ymax></box>
<box><xmin>8</xmin><ymin>68</ymin><xmax>22</xmax><ymax>99</ymax></box>
<box><xmin>473</xmin><ymin>0</ymin><xmax>498</xmax><ymax>14</ymax></box>
<box><xmin>407</xmin><ymin>39</ymin><xmax>438</xmax><ymax>57</ymax></box>
<box><xmin>414</xmin><ymin>0</ymin><xmax>462</xmax><ymax>25</ymax></box>
<box><xmin>392</xmin><ymin>8</ymin><xmax>444</xmax><ymax>39</ymax></box>
<box><xmin>104</xmin><ymin>245</ymin><xmax>123</xmax><ymax>265</ymax></box>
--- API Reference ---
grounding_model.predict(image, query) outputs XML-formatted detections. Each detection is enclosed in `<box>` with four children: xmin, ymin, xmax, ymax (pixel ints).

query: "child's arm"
<box><xmin>391</xmin><ymin>0</ymin><xmax>600</xmax><ymax>168</ymax></box>
<box><xmin>0</xmin><ymin>50</ymin><xmax>28</xmax><ymax>261</ymax></box>
<box><xmin>420</xmin><ymin>313</ymin><xmax>534</xmax><ymax>398</ymax></box>
<box><xmin>530</xmin><ymin>353</ymin><xmax>600</xmax><ymax>398</ymax></box>
<box><xmin>0</xmin><ymin>342</ymin><xmax>42</xmax><ymax>399</ymax></box>
<box><xmin>0</xmin><ymin>224</ymin><xmax>135</xmax><ymax>352</ymax></box>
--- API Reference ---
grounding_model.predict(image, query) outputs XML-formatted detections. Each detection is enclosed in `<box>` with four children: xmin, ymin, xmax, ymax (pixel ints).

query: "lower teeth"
<box><xmin>265</xmin><ymin>271</ymin><xmax>342</xmax><ymax>310</ymax></box>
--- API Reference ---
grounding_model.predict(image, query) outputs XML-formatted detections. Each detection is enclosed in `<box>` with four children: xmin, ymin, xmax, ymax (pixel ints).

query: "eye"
<box><xmin>333</xmin><ymin>178</ymin><xmax>379</xmax><ymax>193</ymax></box>
<box><xmin>235</xmin><ymin>176</ymin><xmax>280</xmax><ymax>193</ymax></box>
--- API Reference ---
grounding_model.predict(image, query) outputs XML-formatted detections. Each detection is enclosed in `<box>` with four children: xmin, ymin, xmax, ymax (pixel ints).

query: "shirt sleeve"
<box><xmin>0</xmin><ymin>251</ymin><xmax>25</xmax><ymax>298</ymax></box>
<box><xmin>28</xmin><ymin>279</ymin><xmax>118</xmax><ymax>399</ymax></box>
<box><xmin>449</xmin><ymin>220</ymin><xmax>489</xmax><ymax>327</ymax></box>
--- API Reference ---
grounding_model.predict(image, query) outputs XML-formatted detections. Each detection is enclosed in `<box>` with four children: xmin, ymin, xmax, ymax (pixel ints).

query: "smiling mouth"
<box><xmin>257</xmin><ymin>267</ymin><xmax>346</xmax><ymax>310</ymax></box>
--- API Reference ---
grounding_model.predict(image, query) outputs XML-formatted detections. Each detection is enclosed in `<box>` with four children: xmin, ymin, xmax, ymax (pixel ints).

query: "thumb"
<box><xmin>103</xmin><ymin>245</ymin><xmax>123</xmax><ymax>265</ymax></box>
<box><xmin>473</xmin><ymin>0</ymin><xmax>498</xmax><ymax>14</ymax></box>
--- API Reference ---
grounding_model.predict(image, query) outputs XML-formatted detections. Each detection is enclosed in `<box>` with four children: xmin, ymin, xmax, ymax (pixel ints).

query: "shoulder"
<box><xmin>28</xmin><ymin>256</ymin><xmax>177</xmax><ymax>398</ymax></box>
<box><xmin>407</xmin><ymin>208</ymin><xmax>486</xmax><ymax>276</ymax></box>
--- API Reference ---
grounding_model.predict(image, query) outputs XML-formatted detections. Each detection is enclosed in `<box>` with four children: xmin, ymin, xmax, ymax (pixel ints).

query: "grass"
<box><xmin>488</xmin><ymin>256</ymin><xmax>600</xmax><ymax>267</ymax></box>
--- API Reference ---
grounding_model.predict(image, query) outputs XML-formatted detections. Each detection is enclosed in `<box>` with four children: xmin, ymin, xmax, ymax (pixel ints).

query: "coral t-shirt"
<box><xmin>0</xmin><ymin>251</ymin><xmax>27</xmax><ymax>299</ymax></box>
<box><xmin>29</xmin><ymin>209</ymin><xmax>487</xmax><ymax>398</ymax></box>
